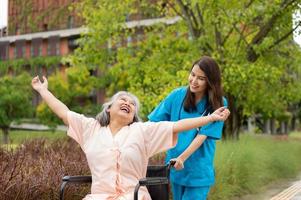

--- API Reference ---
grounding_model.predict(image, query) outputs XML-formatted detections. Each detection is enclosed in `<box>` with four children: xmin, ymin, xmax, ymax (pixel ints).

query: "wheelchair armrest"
<box><xmin>60</xmin><ymin>175</ymin><xmax>92</xmax><ymax>200</ymax></box>
<box><xmin>62</xmin><ymin>175</ymin><xmax>92</xmax><ymax>183</ymax></box>
<box><xmin>138</xmin><ymin>177</ymin><xmax>169</xmax><ymax>186</ymax></box>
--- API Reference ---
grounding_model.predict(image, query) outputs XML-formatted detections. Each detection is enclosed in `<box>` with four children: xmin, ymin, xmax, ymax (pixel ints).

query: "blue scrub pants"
<box><xmin>171</xmin><ymin>182</ymin><xmax>210</xmax><ymax>200</ymax></box>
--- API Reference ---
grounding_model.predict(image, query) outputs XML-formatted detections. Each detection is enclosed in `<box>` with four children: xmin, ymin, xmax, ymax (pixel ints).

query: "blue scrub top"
<box><xmin>148</xmin><ymin>87</ymin><xmax>227</xmax><ymax>187</ymax></box>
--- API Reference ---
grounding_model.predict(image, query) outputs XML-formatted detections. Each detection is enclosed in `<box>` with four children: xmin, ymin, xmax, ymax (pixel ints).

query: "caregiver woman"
<box><xmin>149</xmin><ymin>56</ymin><xmax>227</xmax><ymax>200</ymax></box>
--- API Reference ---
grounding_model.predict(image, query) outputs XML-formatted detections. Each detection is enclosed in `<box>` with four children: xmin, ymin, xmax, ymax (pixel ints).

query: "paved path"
<box><xmin>233</xmin><ymin>174</ymin><xmax>301</xmax><ymax>200</ymax></box>
<box><xmin>270</xmin><ymin>180</ymin><xmax>301</xmax><ymax>200</ymax></box>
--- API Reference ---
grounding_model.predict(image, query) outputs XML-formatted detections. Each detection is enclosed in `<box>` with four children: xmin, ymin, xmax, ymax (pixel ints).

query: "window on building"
<box><xmin>68</xmin><ymin>16</ymin><xmax>74</xmax><ymax>28</ymax></box>
<box><xmin>15</xmin><ymin>40</ymin><xmax>26</xmax><ymax>59</ymax></box>
<box><xmin>31</xmin><ymin>38</ymin><xmax>42</xmax><ymax>57</ymax></box>
<box><xmin>43</xmin><ymin>23</ymin><xmax>48</xmax><ymax>31</ymax></box>
<box><xmin>14</xmin><ymin>45</ymin><xmax>17</xmax><ymax>58</ymax></box>
<box><xmin>15</xmin><ymin>25</ymin><xmax>20</xmax><ymax>35</ymax></box>
<box><xmin>68</xmin><ymin>37</ymin><xmax>79</xmax><ymax>51</ymax></box>
<box><xmin>0</xmin><ymin>42</ymin><xmax>9</xmax><ymax>61</ymax></box>
<box><xmin>34</xmin><ymin>45</ymin><xmax>42</xmax><ymax>56</ymax></box>
<box><xmin>47</xmin><ymin>36</ymin><xmax>60</xmax><ymax>56</ymax></box>
<box><xmin>56</xmin><ymin>42</ymin><xmax>60</xmax><ymax>55</ymax></box>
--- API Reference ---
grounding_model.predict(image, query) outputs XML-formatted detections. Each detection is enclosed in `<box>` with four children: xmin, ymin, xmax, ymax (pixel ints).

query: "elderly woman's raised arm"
<box><xmin>31</xmin><ymin>76</ymin><xmax>70</xmax><ymax>126</ymax></box>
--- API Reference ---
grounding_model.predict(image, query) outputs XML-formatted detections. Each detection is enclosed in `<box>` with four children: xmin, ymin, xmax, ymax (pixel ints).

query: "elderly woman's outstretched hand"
<box><xmin>210</xmin><ymin>107</ymin><xmax>230</xmax><ymax>122</ymax></box>
<box><xmin>31</xmin><ymin>76</ymin><xmax>48</xmax><ymax>92</ymax></box>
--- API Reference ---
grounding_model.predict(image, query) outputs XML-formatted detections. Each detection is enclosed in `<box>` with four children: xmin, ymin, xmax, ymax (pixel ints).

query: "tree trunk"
<box><xmin>224</xmin><ymin>94</ymin><xmax>241</xmax><ymax>140</ymax></box>
<box><xmin>291</xmin><ymin>115</ymin><xmax>296</xmax><ymax>131</ymax></box>
<box><xmin>284</xmin><ymin>121</ymin><xmax>289</xmax><ymax>134</ymax></box>
<box><xmin>263</xmin><ymin>119</ymin><xmax>271</xmax><ymax>134</ymax></box>
<box><xmin>247</xmin><ymin>116</ymin><xmax>255</xmax><ymax>133</ymax></box>
<box><xmin>2</xmin><ymin>127</ymin><xmax>10</xmax><ymax>144</ymax></box>
<box><xmin>280</xmin><ymin>121</ymin><xmax>286</xmax><ymax>134</ymax></box>
<box><xmin>270</xmin><ymin>119</ymin><xmax>276</xmax><ymax>134</ymax></box>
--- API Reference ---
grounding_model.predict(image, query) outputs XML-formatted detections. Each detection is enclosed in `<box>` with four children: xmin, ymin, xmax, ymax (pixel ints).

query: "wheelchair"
<box><xmin>60</xmin><ymin>162</ymin><xmax>174</xmax><ymax>200</ymax></box>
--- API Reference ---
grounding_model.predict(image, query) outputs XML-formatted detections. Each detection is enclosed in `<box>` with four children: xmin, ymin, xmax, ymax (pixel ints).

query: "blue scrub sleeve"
<box><xmin>199</xmin><ymin>97</ymin><xmax>228</xmax><ymax>140</ymax></box>
<box><xmin>148</xmin><ymin>89</ymin><xmax>179</xmax><ymax>122</ymax></box>
<box><xmin>199</xmin><ymin>121</ymin><xmax>224</xmax><ymax>139</ymax></box>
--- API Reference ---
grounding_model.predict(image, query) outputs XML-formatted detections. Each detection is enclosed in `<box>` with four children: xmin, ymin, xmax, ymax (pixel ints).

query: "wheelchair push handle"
<box><xmin>168</xmin><ymin>160</ymin><xmax>176</xmax><ymax>169</ymax></box>
<box><xmin>134</xmin><ymin>162</ymin><xmax>174</xmax><ymax>200</ymax></box>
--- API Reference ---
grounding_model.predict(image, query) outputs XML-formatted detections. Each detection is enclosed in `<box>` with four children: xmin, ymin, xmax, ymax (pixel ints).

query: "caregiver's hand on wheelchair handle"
<box><xmin>170</xmin><ymin>157</ymin><xmax>185</xmax><ymax>170</ymax></box>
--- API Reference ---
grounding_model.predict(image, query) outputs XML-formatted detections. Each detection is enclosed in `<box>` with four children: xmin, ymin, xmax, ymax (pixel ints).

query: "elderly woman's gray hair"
<box><xmin>96</xmin><ymin>91</ymin><xmax>141</xmax><ymax>126</ymax></box>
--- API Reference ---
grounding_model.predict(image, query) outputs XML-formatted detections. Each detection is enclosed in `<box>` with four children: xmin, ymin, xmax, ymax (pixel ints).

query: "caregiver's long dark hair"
<box><xmin>184</xmin><ymin>56</ymin><xmax>223</xmax><ymax>113</ymax></box>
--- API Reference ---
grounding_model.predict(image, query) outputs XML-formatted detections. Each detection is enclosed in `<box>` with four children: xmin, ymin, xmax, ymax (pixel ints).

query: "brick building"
<box><xmin>7</xmin><ymin>0</ymin><xmax>82</xmax><ymax>35</ymax></box>
<box><xmin>0</xmin><ymin>0</ymin><xmax>180</xmax><ymax>106</ymax></box>
<box><xmin>0</xmin><ymin>0</ymin><xmax>82</xmax><ymax>64</ymax></box>
<box><xmin>0</xmin><ymin>0</ymin><xmax>84</xmax><ymax>106</ymax></box>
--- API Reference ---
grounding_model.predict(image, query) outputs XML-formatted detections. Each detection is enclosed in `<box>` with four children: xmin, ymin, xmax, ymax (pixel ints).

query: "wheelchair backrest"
<box><xmin>146</xmin><ymin>165</ymin><xmax>169</xmax><ymax>200</ymax></box>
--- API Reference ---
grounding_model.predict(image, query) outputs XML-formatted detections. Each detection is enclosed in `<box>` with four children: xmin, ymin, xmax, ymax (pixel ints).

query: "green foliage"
<box><xmin>223</xmin><ymin>55</ymin><xmax>298</xmax><ymax>118</ymax></box>
<box><xmin>36</xmin><ymin>103</ymin><xmax>61</xmax><ymax>129</ymax></box>
<box><xmin>69</xmin><ymin>0</ymin><xmax>136</xmax><ymax>72</ymax></box>
<box><xmin>0</xmin><ymin>73</ymin><xmax>33</xmax><ymax>128</ymax></box>
<box><xmin>70</xmin><ymin>0</ymin><xmax>301</xmax><ymax>135</ymax></box>
<box><xmin>0</xmin><ymin>56</ymin><xmax>62</xmax><ymax>74</ymax></box>
<box><xmin>36</xmin><ymin>67</ymin><xmax>98</xmax><ymax>127</ymax></box>
<box><xmin>107</xmin><ymin>26</ymin><xmax>201</xmax><ymax>117</ymax></box>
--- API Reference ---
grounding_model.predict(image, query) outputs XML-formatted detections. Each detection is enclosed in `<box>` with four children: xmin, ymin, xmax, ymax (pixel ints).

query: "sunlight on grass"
<box><xmin>1</xmin><ymin>143</ymin><xmax>18</xmax><ymax>151</ymax></box>
<box><xmin>0</xmin><ymin>129</ymin><xmax>67</xmax><ymax>145</ymax></box>
<box><xmin>289</xmin><ymin>131</ymin><xmax>301</xmax><ymax>140</ymax></box>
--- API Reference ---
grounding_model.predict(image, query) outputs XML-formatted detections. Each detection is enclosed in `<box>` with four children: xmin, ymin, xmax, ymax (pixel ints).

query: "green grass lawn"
<box><xmin>0</xmin><ymin>129</ymin><xmax>67</xmax><ymax>146</ymax></box>
<box><xmin>210</xmin><ymin>132</ymin><xmax>301</xmax><ymax>200</ymax></box>
<box><xmin>289</xmin><ymin>131</ymin><xmax>301</xmax><ymax>140</ymax></box>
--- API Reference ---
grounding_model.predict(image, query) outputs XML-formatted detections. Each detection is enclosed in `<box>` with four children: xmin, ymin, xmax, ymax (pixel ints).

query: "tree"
<box><xmin>71</xmin><ymin>0</ymin><xmax>301</xmax><ymax>138</ymax></box>
<box><xmin>0</xmin><ymin>73</ymin><xmax>33</xmax><ymax>144</ymax></box>
<box><xmin>106</xmin><ymin>31</ymin><xmax>201</xmax><ymax>116</ymax></box>
<box><xmin>160</xmin><ymin>0</ymin><xmax>301</xmax><ymax>138</ymax></box>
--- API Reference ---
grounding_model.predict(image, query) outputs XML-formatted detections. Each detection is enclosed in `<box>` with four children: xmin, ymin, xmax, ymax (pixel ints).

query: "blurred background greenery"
<box><xmin>1</xmin><ymin>0</ymin><xmax>301</xmax><ymax>199</ymax></box>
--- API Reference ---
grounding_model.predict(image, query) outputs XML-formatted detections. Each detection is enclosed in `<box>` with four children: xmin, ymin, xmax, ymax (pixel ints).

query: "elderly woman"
<box><xmin>31</xmin><ymin>76</ymin><xmax>230</xmax><ymax>200</ymax></box>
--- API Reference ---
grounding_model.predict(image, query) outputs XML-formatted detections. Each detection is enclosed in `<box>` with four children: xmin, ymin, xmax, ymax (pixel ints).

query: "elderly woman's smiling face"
<box><xmin>107</xmin><ymin>95</ymin><xmax>137</xmax><ymax>125</ymax></box>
